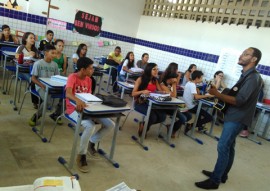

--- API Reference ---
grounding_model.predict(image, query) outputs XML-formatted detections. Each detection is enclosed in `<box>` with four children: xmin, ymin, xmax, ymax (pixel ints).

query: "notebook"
<box><xmin>0</xmin><ymin>176</ymin><xmax>81</xmax><ymax>191</ymax></box>
<box><xmin>75</xmin><ymin>93</ymin><xmax>102</xmax><ymax>102</ymax></box>
<box><xmin>51</xmin><ymin>75</ymin><xmax>68</xmax><ymax>83</ymax></box>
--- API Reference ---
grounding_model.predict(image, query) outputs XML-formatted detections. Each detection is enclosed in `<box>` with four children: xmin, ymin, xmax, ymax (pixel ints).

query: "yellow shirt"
<box><xmin>103</xmin><ymin>51</ymin><xmax>123</xmax><ymax>69</ymax></box>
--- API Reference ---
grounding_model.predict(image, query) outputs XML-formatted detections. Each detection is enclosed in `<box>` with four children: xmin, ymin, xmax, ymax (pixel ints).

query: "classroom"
<box><xmin>0</xmin><ymin>0</ymin><xmax>270</xmax><ymax>190</ymax></box>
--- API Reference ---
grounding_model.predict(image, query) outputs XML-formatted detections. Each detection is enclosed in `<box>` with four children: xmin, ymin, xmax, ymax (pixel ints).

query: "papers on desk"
<box><xmin>75</xmin><ymin>93</ymin><xmax>102</xmax><ymax>102</ymax></box>
<box><xmin>123</xmin><ymin>82</ymin><xmax>134</xmax><ymax>88</ymax></box>
<box><xmin>106</xmin><ymin>182</ymin><xmax>136</xmax><ymax>191</ymax></box>
<box><xmin>130</xmin><ymin>67</ymin><xmax>143</xmax><ymax>73</ymax></box>
<box><xmin>257</xmin><ymin>102</ymin><xmax>263</xmax><ymax>107</ymax></box>
<box><xmin>150</xmin><ymin>93</ymin><xmax>170</xmax><ymax>98</ymax></box>
<box><xmin>51</xmin><ymin>75</ymin><xmax>67</xmax><ymax>83</ymax></box>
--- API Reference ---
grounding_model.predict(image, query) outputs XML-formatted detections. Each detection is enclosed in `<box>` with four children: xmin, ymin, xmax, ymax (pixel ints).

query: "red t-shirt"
<box><xmin>146</xmin><ymin>83</ymin><xmax>157</xmax><ymax>92</ymax></box>
<box><xmin>65</xmin><ymin>73</ymin><xmax>92</xmax><ymax>114</ymax></box>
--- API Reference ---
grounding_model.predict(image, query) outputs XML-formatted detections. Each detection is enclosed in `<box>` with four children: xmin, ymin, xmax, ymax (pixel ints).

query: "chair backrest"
<box><xmin>0</xmin><ymin>46</ymin><xmax>17</xmax><ymax>52</ymax></box>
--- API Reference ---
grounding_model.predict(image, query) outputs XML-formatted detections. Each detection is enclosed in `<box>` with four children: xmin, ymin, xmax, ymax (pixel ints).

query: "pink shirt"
<box><xmin>66</xmin><ymin>73</ymin><xmax>92</xmax><ymax>114</ymax></box>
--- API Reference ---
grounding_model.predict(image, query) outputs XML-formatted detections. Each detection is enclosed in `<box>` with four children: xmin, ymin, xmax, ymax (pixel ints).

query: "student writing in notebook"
<box><xmin>66</xmin><ymin>57</ymin><xmax>115</xmax><ymax>173</ymax></box>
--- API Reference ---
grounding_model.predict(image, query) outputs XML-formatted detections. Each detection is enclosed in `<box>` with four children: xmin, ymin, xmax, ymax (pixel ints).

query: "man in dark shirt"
<box><xmin>195</xmin><ymin>47</ymin><xmax>263</xmax><ymax>190</ymax></box>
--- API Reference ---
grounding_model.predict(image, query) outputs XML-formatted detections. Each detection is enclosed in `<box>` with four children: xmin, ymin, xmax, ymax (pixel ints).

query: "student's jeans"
<box><xmin>211</xmin><ymin>121</ymin><xmax>245</xmax><ymax>184</ymax></box>
<box><xmin>189</xmin><ymin>105</ymin><xmax>212</xmax><ymax>128</ymax></box>
<box><xmin>166</xmin><ymin>109</ymin><xmax>192</xmax><ymax>132</ymax></box>
<box><xmin>69</xmin><ymin>110</ymin><xmax>115</xmax><ymax>155</ymax></box>
<box><xmin>106</xmin><ymin>60</ymin><xmax>119</xmax><ymax>92</ymax></box>
<box><xmin>134</xmin><ymin>102</ymin><xmax>167</xmax><ymax>131</ymax></box>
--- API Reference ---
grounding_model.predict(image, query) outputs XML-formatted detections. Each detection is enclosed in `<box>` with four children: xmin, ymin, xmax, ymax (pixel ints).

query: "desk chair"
<box><xmin>18</xmin><ymin>65</ymin><xmax>41</xmax><ymax>122</ymax></box>
<box><xmin>121</xmin><ymin>97</ymin><xmax>145</xmax><ymax>131</ymax></box>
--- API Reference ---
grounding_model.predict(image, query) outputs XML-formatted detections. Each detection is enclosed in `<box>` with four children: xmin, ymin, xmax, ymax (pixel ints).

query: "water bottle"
<box><xmin>18</xmin><ymin>53</ymin><xmax>24</xmax><ymax>64</ymax></box>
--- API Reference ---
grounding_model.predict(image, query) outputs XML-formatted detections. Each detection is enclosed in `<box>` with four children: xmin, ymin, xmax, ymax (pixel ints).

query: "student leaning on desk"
<box><xmin>160</xmin><ymin>62</ymin><xmax>192</xmax><ymax>138</ymax></box>
<box><xmin>132</xmin><ymin>63</ymin><xmax>167</xmax><ymax>137</ymax></box>
<box><xmin>183</xmin><ymin>70</ymin><xmax>213</xmax><ymax>134</ymax></box>
<box><xmin>65</xmin><ymin>57</ymin><xmax>115</xmax><ymax>173</ymax></box>
<box><xmin>29</xmin><ymin>44</ymin><xmax>62</xmax><ymax>126</ymax></box>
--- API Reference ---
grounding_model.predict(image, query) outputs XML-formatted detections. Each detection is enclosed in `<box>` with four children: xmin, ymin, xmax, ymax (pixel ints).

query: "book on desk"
<box><xmin>0</xmin><ymin>176</ymin><xmax>81</xmax><ymax>191</ymax></box>
<box><xmin>50</xmin><ymin>75</ymin><xmax>68</xmax><ymax>83</ymax></box>
<box><xmin>75</xmin><ymin>93</ymin><xmax>102</xmax><ymax>102</ymax></box>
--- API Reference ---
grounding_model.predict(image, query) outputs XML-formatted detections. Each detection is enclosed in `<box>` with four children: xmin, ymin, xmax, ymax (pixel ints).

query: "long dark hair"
<box><xmin>123</xmin><ymin>51</ymin><xmax>134</xmax><ymax>69</ymax></box>
<box><xmin>214</xmin><ymin>70</ymin><xmax>223</xmax><ymax>78</ymax></box>
<box><xmin>160</xmin><ymin>62</ymin><xmax>178</xmax><ymax>85</ymax></box>
<box><xmin>76</xmin><ymin>43</ymin><xmax>87</xmax><ymax>57</ymax></box>
<box><xmin>185</xmin><ymin>64</ymin><xmax>196</xmax><ymax>74</ymax></box>
<box><xmin>22</xmin><ymin>32</ymin><xmax>37</xmax><ymax>51</ymax></box>
<box><xmin>138</xmin><ymin>63</ymin><xmax>157</xmax><ymax>91</ymax></box>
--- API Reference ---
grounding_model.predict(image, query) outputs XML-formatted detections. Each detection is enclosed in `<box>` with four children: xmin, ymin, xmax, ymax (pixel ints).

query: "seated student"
<box><xmin>211</xmin><ymin>71</ymin><xmax>227</xmax><ymax>91</ymax></box>
<box><xmin>16</xmin><ymin>32</ymin><xmax>39</xmax><ymax>109</ymax></box>
<box><xmin>118</xmin><ymin>51</ymin><xmax>137</xmax><ymax>82</ymax></box>
<box><xmin>136</xmin><ymin>53</ymin><xmax>149</xmax><ymax>70</ymax></box>
<box><xmin>38</xmin><ymin>30</ymin><xmax>54</xmax><ymax>52</ymax></box>
<box><xmin>16</xmin><ymin>32</ymin><xmax>39</xmax><ymax>58</ymax></box>
<box><xmin>29</xmin><ymin>44</ymin><xmax>62</xmax><ymax>126</ymax></box>
<box><xmin>182</xmin><ymin>64</ymin><xmax>197</xmax><ymax>86</ymax></box>
<box><xmin>66</xmin><ymin>57</ymin><xmax>115</xmax><ymax>172</ymax></box>
<box><xmin>103</xmin><ymin>46</ymin><xmax>123</xmax><ymax>92</ymax></box>
<box><xmin>72</xmin><ymin>43</ymin><xmax>96</xmax><ymax>93</ymax></box>
<box><xmin>53</xmin><ymin>39</ymin><xmax>67</xmax><ymax>76</ymax></box>
<box><xmin>183</xmin><ymin>70</ymin><xmax>213</xmax><ymax>133</ymax></box>
<box><xmin>0</xmin><ymin>24</ymin><xmax>19</xmax><ymax>43</ymax></box>
<box><xmin>160</xmin><ymin>62</ymin><xmax>192</xmax><ymax>138</ymax></box>
<box><xmin>132</xmin><ymin>63</ymin><xmax>167</xmax><ymax>137</ymax></box>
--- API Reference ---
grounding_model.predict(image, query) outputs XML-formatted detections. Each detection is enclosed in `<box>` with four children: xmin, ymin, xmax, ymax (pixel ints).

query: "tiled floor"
<box><xmin>0</xmin><ymin>77</ymin><xmax>270</xmax><ymax>191</ymax></box>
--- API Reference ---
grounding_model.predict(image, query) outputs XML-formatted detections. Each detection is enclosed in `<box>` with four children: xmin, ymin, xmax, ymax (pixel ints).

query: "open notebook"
<box><xmin>75</xmin><ymin>93</ymin><xmax>102</xmax><ymax>102</ymax></box>
<box><xmin>0</xmin><ymin>176</ymin><xmax>81</xmax><ymax>191</ymax></box>
<box><xmin>50</xmin><ymin>75</ymin><xmax>68</xmax><ymax>83</ymax></box>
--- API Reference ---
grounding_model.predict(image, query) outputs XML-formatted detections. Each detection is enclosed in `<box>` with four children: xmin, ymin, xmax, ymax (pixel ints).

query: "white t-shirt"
<box><xmin>119</xmin><ymin>59</ymin><xmax>138</xmax><ymax>75</ymax></box>
<box><xmin>72</xmin><ymin>53</ymin><xmax>79</xmax><ymax>61</ymax></box>
<box><xmin>183</xmin><ymin>81</ymin><xmax>197</xmax><ymax>109</ymax></box>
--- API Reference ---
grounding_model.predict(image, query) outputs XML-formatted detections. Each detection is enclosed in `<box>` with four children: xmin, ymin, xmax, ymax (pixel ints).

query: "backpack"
<box><xmin>96</xmin><ymin>94</ymin><xmax>127</xmax><ymax>107</ymax></box>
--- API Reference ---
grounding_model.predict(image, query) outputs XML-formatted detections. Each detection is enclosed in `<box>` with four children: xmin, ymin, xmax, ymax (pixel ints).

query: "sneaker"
<box><xmin>239</xmin><ymin>130</ymin><xmax>249</xmax><ymax>138</ymax></box>
<box><xmin>76</xmin><ymin>154</ymin><xmax>89</xmax><ymax>173</ymax></box>
<box><xmin>87</xmin><ymin>142</ymin><xmax>99</xmax><ymax>158</ymax></box>
<box><xmin>49</xmin><ymin>113</ymin><xmax>63</xmax><ymax>125</ymax></box>
<box><xmin>202</xmin><ymin>170</ymin><xmax>227</xmax><ymax>183</ymax></box>
<box><xmin>198</xmin><ymin>126</ymin><xmax>208</xmax><ymax>133</ymax></box>
<box><xmin>29</xmin><ymin>114</ymin><xmax>37</xmax><ymax>126</ymax></box>
<box><xmin>195</xmin><ymin>178</ymin><xmax>219</xmax><ymax>190</ymax></box>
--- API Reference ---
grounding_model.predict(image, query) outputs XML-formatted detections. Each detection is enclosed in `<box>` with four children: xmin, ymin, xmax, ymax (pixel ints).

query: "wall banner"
<box><xmin>74</xmin><ymin>10</ymin><xmax>102</xmax><ymax>37</ymax></box>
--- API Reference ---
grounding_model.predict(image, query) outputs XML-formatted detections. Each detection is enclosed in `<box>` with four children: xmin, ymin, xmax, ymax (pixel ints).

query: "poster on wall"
<box><xmin>47</xmin><ymin>18</ymin><xmax>67</xmax><ymax>30</ymax></box>
<box><xmin>0</xmin><ymin>0</ymin><xmax>23</xmax><ymax>10</ymax></box>
<box><xmin>216</xmin><ymin>48</ymin><xmax>242</xmax><ymax>82</ymax></box>
<box><xmin>73</xmin><ymin>10</ymin><xmax>102</xmax><ymax>37</ymax></box>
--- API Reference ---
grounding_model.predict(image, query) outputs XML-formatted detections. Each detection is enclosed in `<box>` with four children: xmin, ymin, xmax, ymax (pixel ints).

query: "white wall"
<box><xmin>136</xmin><ymin>16</ymin><xmax>270</xmax><ymax>67</ymax></box>
<box><xmin>0</xmin><ymin>0</ymin><xmax>145</xmax><ymax>37</ymax></box>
